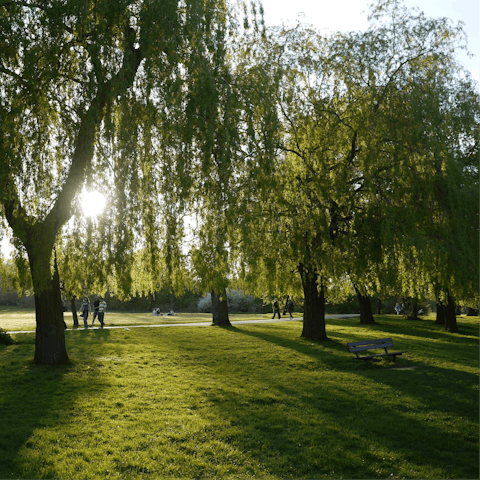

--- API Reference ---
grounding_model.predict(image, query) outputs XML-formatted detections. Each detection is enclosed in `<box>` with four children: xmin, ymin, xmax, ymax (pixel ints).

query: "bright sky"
<box><xmin>260</xmin><ymin>0</ymin><xmax>479</xmax><ymax>81</ymax></box>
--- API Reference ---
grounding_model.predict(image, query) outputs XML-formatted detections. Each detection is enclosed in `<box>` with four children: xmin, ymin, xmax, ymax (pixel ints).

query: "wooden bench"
<box><xmin>347</xmin><ymin>338</ymin><xmax>408</xmax><ymax>363</ymax></box>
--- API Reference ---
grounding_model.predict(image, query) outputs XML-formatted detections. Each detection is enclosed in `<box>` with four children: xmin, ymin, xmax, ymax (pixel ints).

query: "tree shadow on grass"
<box><xmin>0</xmin><ymin>329</ymin><xmax>112</xmax><ymax>479</ymax></box>
<box><xmin>201</xmin><ymin>324</ymin><xmax>478</xmax><ymax>478</ymax></box>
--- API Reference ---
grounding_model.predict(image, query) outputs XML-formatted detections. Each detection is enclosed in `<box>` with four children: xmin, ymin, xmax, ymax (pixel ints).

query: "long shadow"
<box><xmin>0</xmin><ymin>329</ymin><xmax>111</xmax><ymax>478</ymax></box>
<box><xmin>224</xmin><ymin>324</ymin><xmax>478</xmax><ymax>413</ymax></box>
<box><xmin>163</xmin><ymin>323</ymin><xmax>478</xmax><ymax>479</ymax></box>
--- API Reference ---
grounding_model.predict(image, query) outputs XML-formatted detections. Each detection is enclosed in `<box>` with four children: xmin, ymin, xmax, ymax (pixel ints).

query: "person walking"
<box><xmin>272</xmin><ymin>298</ymin><xmax>281</xmax><ymax>319</ymax></box>
<box><xmin>98</xmin><ymin>298</ymin><xmax>107</xmax><ymax>327</ymax></box>
<box><xmin>81</xmin><ymin>297</ymin><xmax>90</xmax><ymax>329</ymax></box>
<box><xmin>91</xmin><ymin>297</ymin><xmax>100</xmax><ymax>326</ymax></box>
<box><xmin>287</xmin><ymin>298</ymin><xmax>294</xmax><ymax>318</ymax></box>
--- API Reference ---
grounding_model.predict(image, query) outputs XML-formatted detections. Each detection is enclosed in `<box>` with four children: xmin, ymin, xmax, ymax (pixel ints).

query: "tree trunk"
<box><xmin>29</xmin><ymin>250</ymin><xmax>69</xmax><ymax>365</ymax></box>
<box><xmin>353</xmin><ymin>284</ymin><xmax>375</xmax><ymax>324</ymax></box>
<box><xmin>298</xmin><ymin>263</ymin><xmax>327</xmax><ymax>341</ymax></box>
<box><xmin>466</xmin><ymin>307</ymin><xmax>478</xmax><ymax>316</ymax></box>
<box><xmin>408</xmin><ymin>300</ymin><xmax>418</xmax><ymax>320</ymax></box>
<box><xmin>376</xmin><ymin>298</ymin><xmax>382</xmax><ymax>315</ymax></box>
<box><xmin>435</xmin><ymin>302</ymin><xmax>445</xmax><ymax>324</ymax></box>
<box><xmin>444</xmin><ymin>290</ymin><xmax>458</xmax><ymax>333</ymax></box>
<box><xmin>211</xmin><ymin>288</ymin><xmax>231</xmax><ymax>326</ymax></box>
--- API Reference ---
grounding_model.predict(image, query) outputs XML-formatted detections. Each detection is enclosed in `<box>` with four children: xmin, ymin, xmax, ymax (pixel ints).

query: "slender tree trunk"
<box><xmin>376</xmin><ymin>298</ymin><xmax>382</xmax><ymax>315</ymax></box>
<box><xmin>435</xmin><ymin>302</ymin><xmax>445</xmax><ymax>324</ymax></box>
<box><xmin>211</xmin><ymin>288</ymin><xmax>231</xmax><ymax>326</ymax></box>
<box><xmin>298</xmin><ymin>263</ymin><xmax>327</xmax><ymax>341</ymax></box>
<box><xmin>353</xmin><ymin>284</ymin><xmax>375</xmax><ymax>324</ymax></box>
<box><xmin>444</xmin><ymin>290</ymin><xmax>458</xmax><ymax>333</ymax></box>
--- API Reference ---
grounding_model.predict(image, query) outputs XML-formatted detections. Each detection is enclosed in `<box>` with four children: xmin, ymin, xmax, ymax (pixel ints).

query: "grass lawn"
<box><xmin>0</xmin><ymin>313</ymin><xmax>478</xmax><ymax>479</ymax></box>
<box><xmin>0</xmin><ymin>306</ymin><xmax>303</xmax><ymax>332</ymax></box>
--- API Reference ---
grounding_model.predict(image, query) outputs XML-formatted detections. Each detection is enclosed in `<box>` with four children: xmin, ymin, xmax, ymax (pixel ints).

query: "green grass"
<box><xmin>0</xmin><ymin>314</ymin><xmax>478</xmax><ymax>479</ymax></box>
<box><xmin>0</xmin><ymin>306</ymin><xmax>303</xmax><ymax>331</ymax></box>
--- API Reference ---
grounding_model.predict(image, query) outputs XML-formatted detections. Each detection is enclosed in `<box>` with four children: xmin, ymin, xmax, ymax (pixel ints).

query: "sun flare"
<box><xmin>80</xmin><ymin>190</ymin><xmax>106</xmax><ymax>218</ymax></box>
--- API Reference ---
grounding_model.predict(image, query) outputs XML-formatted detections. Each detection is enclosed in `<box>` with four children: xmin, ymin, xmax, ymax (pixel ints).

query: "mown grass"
<box><xmin>0</xmin><ymin>306</ymin><xmax>303</xmax><ymax>332</ymax></box>
<box><xmin>0</xmin><ymin>314</ymin><xmax>478</xmax><ymax>479</ymax></box>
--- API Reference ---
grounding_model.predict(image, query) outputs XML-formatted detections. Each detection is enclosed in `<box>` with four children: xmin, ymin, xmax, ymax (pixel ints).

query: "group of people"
<box><xmin>272</xmin><ymin>297</ymin><xmax>294</xmax><ymax>319</ymax></box>
<box><xmin>80</xmin><ymin>297</ymin><xmax>107</xmax><ymax>329</ymax></box>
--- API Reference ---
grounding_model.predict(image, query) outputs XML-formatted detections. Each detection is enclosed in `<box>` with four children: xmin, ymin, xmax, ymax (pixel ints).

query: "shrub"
<box><xmin>197</xmin><ymin>290</ymin><xmax>264</xmax><ymax>313</ymax></box>
<box><xmin>0</xmin><ymin>328</ymin><xmax>14</xmax><ymax>346</ymax></box>
<box><xmin>197</xmin><ymin>293</ymin><xmax>212</xmax><ymax>313</ymax></box>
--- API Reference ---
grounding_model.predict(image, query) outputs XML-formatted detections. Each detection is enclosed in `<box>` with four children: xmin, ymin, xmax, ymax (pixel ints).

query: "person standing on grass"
<box><xmin>81</xmin><ymin>297</ymin><xmax>90</xmax><ymax>329</ymax></box>
<box><xmin>91</xmin><ymin>297</ymin><xmax>100</xmax><ymax>326</ymax></box>
<box><xmin>98</xmin><ymin>298</ymin><xmax>107</xmax><ymax>327</ymax></box>
<box><xmin>272</xmin><ymin>298</ymin><xmax>281</xmax><ymax>319</ymax></box>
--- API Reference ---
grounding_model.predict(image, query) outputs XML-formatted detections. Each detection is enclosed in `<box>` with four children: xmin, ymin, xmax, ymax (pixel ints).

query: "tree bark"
<box><xmin>298</xmin><ymin>263</ymin><xmax>327</xmax><ymax>341</ymax></box>
<box><xmin>211</xmin><ymin>288</ymin><xmax>231</xmax><ymax>326</ymax></box>
<box><xmin>435</xmin><ymin>302</ymin><xmax>445</xmax><ymax>324</ymax></box>
<box><xmin>444</xmin><ymin>290</ymin><xmax>458</xmax><ymax>333</ymax></box>
<box><xmin>408</xmin><ymin>300</ymin><xmax>419</xmax><ymax>320</ymax></box>
<box><xmin>376</xmin><ymin>297</ymin><xmax>382</xmax><ymax>315</ymax></box>
<box><xmin>29</xmin><ymin>250</ymin><xmax>69</xmax><ymax>365</ymax></box>
<box><xmin>353</xmin><ymin>284</ymin><xmax>375</xmax><ymax>324</ymax></box>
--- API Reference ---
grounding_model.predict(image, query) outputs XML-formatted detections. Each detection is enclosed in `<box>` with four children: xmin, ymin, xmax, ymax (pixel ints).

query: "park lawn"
<box><xmin>0</xmin><ymin>315</ymin><xmax>478</xmax><ymax>479</ymax></box>
<box><xmin>0</xmin><ymin>306</ymin><xmax>299</xmax><ymax>332</ymax></box>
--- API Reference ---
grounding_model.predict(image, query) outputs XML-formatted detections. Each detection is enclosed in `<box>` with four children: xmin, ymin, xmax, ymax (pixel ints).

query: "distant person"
<box><xmin>81</xmin><ymin>297</ymin><xmax>90</xmax><ymax>328</ymax></box>
<box><xmin>272</xmin><ymin>298</ymin><xmax>281</xmax><ymax>319</ymax></box>
<box><xmin>91</xmin><ymin>298</ymin><xmax>100</xmax><ymax>326</ymax></box>
<box><xmin>98</xmin><ymin>298</ymin><xmax>107</xmax><ymax>327</ymax></box>
<box><xmin>395</xmin><ymin>303</ymin><xmax>402</xmax><ymax>315</ymax></box>
<box><xmin>287</xmin><ymin>298</ymin><xmax>294</xmax><ymax>318</ymax></box>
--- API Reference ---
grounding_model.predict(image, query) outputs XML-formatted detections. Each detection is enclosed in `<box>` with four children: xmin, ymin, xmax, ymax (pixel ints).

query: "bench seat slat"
<box><xmin>355</xmin><ymin>350</ymin><xmax>408</xmax><ymax>360</ymax></box>
<box><xmin>347</xmin><ymin>338</ymin><xmax>392</xmax><ymax>347</ymax></box>
<box><xmin>349</xmin><ymin>343</ymin><xmax>395</xmax><ymax>353</ymax></box>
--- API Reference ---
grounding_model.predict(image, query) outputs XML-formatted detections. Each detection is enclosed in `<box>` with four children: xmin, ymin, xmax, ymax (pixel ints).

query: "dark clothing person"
<box><xmin>287</xmin><ymin>299</ymin><xmax>294</xmax><ymax>318</ymax></box>
<box><xmin>91</xmin><ymin>299</ymin><xmax>100</xmax><ymax>326</ymax></box>
<box><xmin>272</xmin><ymin>299</ymin><xmax>281</xmax><ymax>319</ymax></box>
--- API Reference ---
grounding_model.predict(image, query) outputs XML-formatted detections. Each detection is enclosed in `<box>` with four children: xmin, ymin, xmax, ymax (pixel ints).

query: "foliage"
<box><xmin>197</xmin><ymin>290</ymin><xmax>263</xmax><ymax>313</ymax></box>
<box><xmin>0</xmin><ymin>327</ymin><xmax>14</xmax><ymax>346</ymax></box>
<box><xmin>234</xmin><ymin>0</ymin><xmax>479</xmax><ymax>319</ymax></box>
<box><xmin>0</xmin><ymin>0</ymin><xmax>262</xmax><ymax>362</ymax></box>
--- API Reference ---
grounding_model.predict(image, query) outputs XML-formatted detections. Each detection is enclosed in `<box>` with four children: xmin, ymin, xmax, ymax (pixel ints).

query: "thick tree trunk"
<box><xmin>29</xmin><ymin>251</ymin><xmax>69</xmax><ymax>365</ymax></box>
<box><xmin>353</xmin><ymin>284</ymin><xmax>375</xmax><ymax>324</ymax></box>
<box><xmin>408</xmin><ymin>301</ymin><xmax>418</xmax><ymax>320</ymax></box>
<box><xmin>211</xmin><ymin>288</ymin><xmax>231</xmax><ymax>326</ymax></box>
<box><xmin>298</xmin><ymin>263</ymin><xmax>327</xmax><ymax>341</ymax></box>
<box><xmin>444</xmin><ymin>290</ymin><xmax>458</xmax><ymax>333</ymax></box>
<box><xmin>435</xmin><ymin>302</ymin><xmax>445</xmax><ymax>324</ymax></box>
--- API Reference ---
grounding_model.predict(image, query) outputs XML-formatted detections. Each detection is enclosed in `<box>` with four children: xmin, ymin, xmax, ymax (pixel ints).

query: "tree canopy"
<box><xmin>0</xmin><ymin>0</ymin><xmax>259</xmax><ymax>363</ymax></box>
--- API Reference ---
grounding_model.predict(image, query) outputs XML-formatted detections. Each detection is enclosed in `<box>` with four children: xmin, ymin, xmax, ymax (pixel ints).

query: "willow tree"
<box><xmin>0</xmin><ymin>0</ymin><xmax>250</xmax><ymax>364</ymax></box>
<box><xmin>235</xmin><ymin>0</ymin><xmax>478</xmax><ymax>339</ymax></box>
